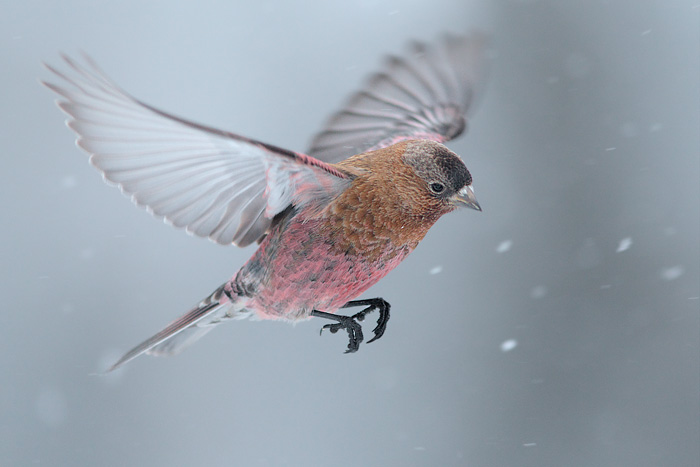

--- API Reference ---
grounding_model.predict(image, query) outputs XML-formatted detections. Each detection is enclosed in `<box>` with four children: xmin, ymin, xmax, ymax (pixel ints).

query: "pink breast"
<box><xmin>243</xmin><ymin>217</ymin><xmax>410</xmax><ymax>321</ymax></box>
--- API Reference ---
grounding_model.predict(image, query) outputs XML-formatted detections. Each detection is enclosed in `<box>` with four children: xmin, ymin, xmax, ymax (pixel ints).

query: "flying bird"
<box><xmin>43</xmin><ymin>34</ymin><xmax>488</xmax><ymax>371</ymax></box>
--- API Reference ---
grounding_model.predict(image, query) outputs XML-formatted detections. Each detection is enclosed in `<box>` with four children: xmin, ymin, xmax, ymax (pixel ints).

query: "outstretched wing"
<box><xmin>43</xmin><ymin>55</ymin><xmax>353</xmax><ymax>247</ymax></box>
<box><xmin>308</xmin><ymin>33</ymin><xmax>489</xmax><ymax>162</ymax></box>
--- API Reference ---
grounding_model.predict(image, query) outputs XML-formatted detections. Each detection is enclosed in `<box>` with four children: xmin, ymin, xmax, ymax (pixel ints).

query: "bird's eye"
<box><xmin>429</xmin><ymin>182</ymin><xmax>445</xmax><ymax>194</ymax></box>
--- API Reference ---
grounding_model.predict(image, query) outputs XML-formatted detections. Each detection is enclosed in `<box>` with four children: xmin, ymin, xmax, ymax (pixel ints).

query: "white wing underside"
<box><xmin>44</xmin><ymin>55</ymin><xmax>351</xmax><ymax>247</ymax></box>
<box><xmin>44</xmin><ymin>35</ymin><xmax>485</xmax><ymax>246</ymax></box>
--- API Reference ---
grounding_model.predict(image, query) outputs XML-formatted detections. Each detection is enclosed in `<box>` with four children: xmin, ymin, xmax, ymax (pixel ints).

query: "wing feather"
<box><xmin>308</xmin><ymin>33</ymin><xmax>489</xmax><ymax>162</ymax></box>
<box><xmin>44</xmin><ymin>54</ymin><xmax>353</xmax><ymax>246</ymax></box>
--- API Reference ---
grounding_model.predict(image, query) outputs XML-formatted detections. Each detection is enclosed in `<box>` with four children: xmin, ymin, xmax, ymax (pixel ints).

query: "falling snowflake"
<box><xmin>496</xmin><ymin>240</ymin><xmax>513</xmax><ymax>253</ymax></box>
<box><xmin>500</xmin><ymin>339</ymin><xmax>518</xmax><ymax>352</ymax></box>
<box><xmin>616</xmin><ymin>237</ymin><xmax>633</xmax><ymax>253</ymax></box>
<box><xmin>660</xmin><ymin>266</ymin><xmax>685</xmax><ymax>281</ymax></box>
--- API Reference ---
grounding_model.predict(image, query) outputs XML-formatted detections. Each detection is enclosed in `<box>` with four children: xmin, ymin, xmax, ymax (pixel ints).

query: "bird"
<box><xmin>43</xmin><ymin>33</ymin><xmax>488</xmax><ymax>371</ymax></box>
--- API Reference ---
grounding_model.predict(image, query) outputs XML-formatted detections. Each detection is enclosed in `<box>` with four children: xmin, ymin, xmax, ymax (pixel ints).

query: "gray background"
<box><xmin>2</xmin><ymin>1</ymin><xmax>698</xmax><ymax>466</ymax></box>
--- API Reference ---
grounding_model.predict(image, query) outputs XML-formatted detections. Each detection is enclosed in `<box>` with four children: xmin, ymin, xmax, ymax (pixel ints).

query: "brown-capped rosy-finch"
<box><xmin>43</xmin><ymin>34</ymin><xmax>487</xmax><ymax>371</ymax></box>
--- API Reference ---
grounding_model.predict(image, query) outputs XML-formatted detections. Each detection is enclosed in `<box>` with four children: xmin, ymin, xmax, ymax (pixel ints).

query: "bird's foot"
<box><xmin>343</xmin><ymin>298</ymin><xmax>390</xmax><ymax>344</ymax></box>
<box><xmin>316</xmin><ymin>313</ymin><xmax>364</xmax><ymax>353</ymax></box>
<box><xmin>312</xmin><ymin>298</ymin><xmax>390</xmax><ymax>353</ymax></box>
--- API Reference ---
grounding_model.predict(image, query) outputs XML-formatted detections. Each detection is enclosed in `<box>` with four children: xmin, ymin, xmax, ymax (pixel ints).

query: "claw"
<box><xmin>349</xmin><ymin>301</ymin><xmax>390</xmax><ymax>344</ymax></box>
<box><xmin>367</xmin><ymin>302</ymin><xmax>390</xmax><ymax>343</ymax></box>
<box><xmin>311</xmin><ymin>298</ymin><xmax>391</xmax><ymax>353</ymax></box>
<box><xmin>320</xmin><ymin>323</ymin><xmax>341</xmax><ymax>334</ymax></box>
<box><xmin>313</xmin><ymin>311</ymin><xmax>364</xmax><ymax>352</ymax></box>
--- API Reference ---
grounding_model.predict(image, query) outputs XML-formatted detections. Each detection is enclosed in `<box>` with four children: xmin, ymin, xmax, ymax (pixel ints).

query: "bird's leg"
<box><xmin>312</xmin><ymin>298</ymin><xmax>390</xmax><ymax>353</ymax></box>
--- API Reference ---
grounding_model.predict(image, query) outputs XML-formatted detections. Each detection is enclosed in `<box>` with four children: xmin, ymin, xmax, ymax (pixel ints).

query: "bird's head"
<box><xmin>400</xmin><ymin>140</ymin><xmax>481</xmax><ymax>217</ymax></box>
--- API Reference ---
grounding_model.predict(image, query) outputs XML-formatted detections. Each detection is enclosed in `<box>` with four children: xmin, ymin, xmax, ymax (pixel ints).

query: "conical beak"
<box><xmin>450</xmin><ymin>185</ymin><xmax>482</xmax><ymax>211</ymax></box>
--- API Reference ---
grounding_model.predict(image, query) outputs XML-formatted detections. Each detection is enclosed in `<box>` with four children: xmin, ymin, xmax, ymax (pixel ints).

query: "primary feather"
<box><xmin>307</xmin><ymin>33</ymin><xmax>488</xmax><ymax>161</ymax></box>
<box><xmin>43</xmin><ymin>54</ymin><xmax>352</xmax><ymax>247</ymax></box>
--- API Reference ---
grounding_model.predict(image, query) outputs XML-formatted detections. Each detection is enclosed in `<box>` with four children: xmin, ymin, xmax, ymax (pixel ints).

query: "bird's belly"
<box><xmin>238</xmin><ymin>219</ymin><xmax>411</xmax><ymax>321</ymax></box>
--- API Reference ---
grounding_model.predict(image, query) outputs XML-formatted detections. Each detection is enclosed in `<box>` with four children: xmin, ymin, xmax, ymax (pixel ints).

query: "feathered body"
<box><xmin>43</xmin><ymin>34</ymin><xmax>488</xmax><ymax>370</ymax></box>
<box><xmin>229</xmin><ymin>141</ymin><xmax>453</xmax><ymax>320</ymax></box>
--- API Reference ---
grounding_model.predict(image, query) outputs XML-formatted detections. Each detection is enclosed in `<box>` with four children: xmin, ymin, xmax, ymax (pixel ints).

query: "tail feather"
<box><xmin>107</xmin><ymin>284</ymin><xmax>245</xmax><ymax>372</ymax></box>
<box><xmin>146</xmin><ymin>324</ymin><xmax>217</xmax><ymax>358</ymax></box>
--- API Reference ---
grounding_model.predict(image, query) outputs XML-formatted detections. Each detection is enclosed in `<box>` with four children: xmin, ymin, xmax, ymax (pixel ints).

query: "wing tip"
<box><xmin>307</xmin><ymin>31</ymin><xmax>491</xmax><ymax>159</ymax></box>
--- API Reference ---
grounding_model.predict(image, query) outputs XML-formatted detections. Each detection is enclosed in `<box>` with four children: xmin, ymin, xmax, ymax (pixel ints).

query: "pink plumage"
<box><xmin>42</xmin><ymin>33</ymin><xmax>488</xmax><ymax>370</ymax></box>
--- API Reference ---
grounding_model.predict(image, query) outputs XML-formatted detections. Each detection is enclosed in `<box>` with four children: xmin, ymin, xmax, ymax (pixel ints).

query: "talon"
<box><xmin>311</xmin><ymin>300</ymin><xmax>390</xmax><ymax>353</ymax></box>
<box><xmin>320</xmin><ymin>323</ymin><xmax>341</xmax><ymax>334</ymax></box>
<box><xmin>367</xmin><ymin>301</ymin><xmax>390</xmax><ymax>344</ymax></box>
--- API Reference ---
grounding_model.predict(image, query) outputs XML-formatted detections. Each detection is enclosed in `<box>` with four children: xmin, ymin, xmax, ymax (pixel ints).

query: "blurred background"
<box><xmin>2</xmin><ymin>1</ymin><xmax>698</xmax><ymax>466</ymax></box>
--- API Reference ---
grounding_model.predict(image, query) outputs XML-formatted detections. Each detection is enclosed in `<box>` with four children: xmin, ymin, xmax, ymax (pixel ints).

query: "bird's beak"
<box><xmin>450</xmin><ymin>185</ymin><xmax>482</xmax><ymax>211</ymax></box>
